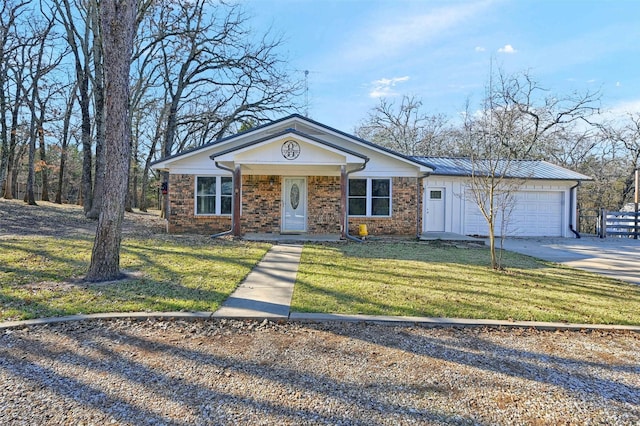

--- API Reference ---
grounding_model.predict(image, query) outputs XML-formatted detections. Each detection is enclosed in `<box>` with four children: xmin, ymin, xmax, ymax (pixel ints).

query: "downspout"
<box><xmin>343</xmin><ymin>158</ymin><xmax>370</xmax><ymax>243</ymax></box>
<box><xmin>568</xmin><ymin>181</ymin><xmax>581</xmax><ymax>239</ymax></box>
<box><xmin>210</xmin><ymin>160</ymin><xmax>234</xmax><ymax>239</ymax></box>
<box><xmin>416</xmin><ymin>172</ymin><xmax>432</xmax><ymax>239</ymax></box>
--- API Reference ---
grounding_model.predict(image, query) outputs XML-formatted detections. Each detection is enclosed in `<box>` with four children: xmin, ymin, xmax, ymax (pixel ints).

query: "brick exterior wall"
<box><xmin>167</xmin><ymin>174</ymin><xmax>231</xmax><ymax>234</ymax></box>
<box><xmin>167</xmin><ymin>174</ymin><xmax>421</xmax><ymax>236</ymax></box>
<box><xmin>347</xmin><ymin>177</ymin><xmax>421</xmax><ymax>236</ymax></box>
<box><xmin>307</xmin><ymin>176</ymin><xmax>342</xmax><ymax>234</ymax></box>
<box><xmin>241</xmin><ymin>175</ymin><xmax>281</xmax><ymax>233</ymax></box>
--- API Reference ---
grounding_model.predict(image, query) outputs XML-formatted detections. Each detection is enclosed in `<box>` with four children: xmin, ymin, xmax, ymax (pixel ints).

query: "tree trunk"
<box><xmin>79</xmin><ymin>72</ymin><xmax>92</xmax><ymax>213</ymax></box>
<box><xmin>0</xmin><ymin>76</ymin><xmax>8</xmax><ymax>196</ymax></box>
<box><xmin>87</xmin><ymin>7</ymin><xmax>105</xmax><ymax>219</ymax></box>
<box><xmin>38</xmin><ymin>117</ymin><xmax>49</xmax><ymax>202</ymax></box>
<box><xmin>55</xmin><ymin>142</ymin><xmax>66</xmax><ymax>204</ymax></box>
<box><xmin>139</xmin><ymin>170</ymin><xmax>149</xmax><ymax>212</ymax></box>
<box><xmin>132</xmin><ymin>169</ymin><xmax>138</xmax><ymax>209</ymax></box>
<box><xmin>488</xmin><ymin>221</ymin><xmax>497</xmax><ymax>270</ymax></box>
<box><xmin>86</xmin><ymin>0</ymin><xmax>136</xmax><ymax>282</ymax></box>
<box><xmin>139</xmin><ymin>109</ymin><xmax>162</xmax><ymax>213</ymax></box>
<box><xmin>3</xmin><ymin>166</ymin><xmax>13</xmax><ymax>199</ymax></box>
<box><xmin>86</xmin><ymin>134</ymin><xmax>104</xmax><ymax>218</ymax></box>
<box><xmin>56</xmin><ymin>84</ymin><xmax>76</xmax><ymax>204</ymax></box>
<box><xmin>3</xmin><ymin>79</ymin><xmax>22</xmax><ymax>199</ymax></box>
<box><xmin>131</xmin><ymin>136</ymin><xmax>139</xmax><ymax>210</ymax></box>
<box><xmin>26</xmin><ymin>108</ymin><xmax>37</xmax><ymax>206</ymax></box>
<box><xmin>125</xmin><ymin>169</ymin><xmax>133</xmax><ymax>213</ymax></box>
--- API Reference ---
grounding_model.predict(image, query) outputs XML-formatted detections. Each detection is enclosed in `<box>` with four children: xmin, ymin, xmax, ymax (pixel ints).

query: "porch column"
<box><xmin>232</xmin><ymin>165</ymin><xmax>242</xmax><ymax>236</ymax></box>
<box><xmin>340</xmin><ymin>165</ymin><xmax>347</xmax><ymax>239</ymax></box>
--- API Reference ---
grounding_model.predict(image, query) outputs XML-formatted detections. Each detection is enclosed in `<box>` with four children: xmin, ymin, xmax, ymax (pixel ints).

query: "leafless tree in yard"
<box><xmin>462</xmin><ymin>69</ymin><xmax>600</xmax><ymax>269</ymax></box>
<box><xmin>85</xmin><ymin>0</ymin><xmax>136</xmax><ymax>282</ymax></box>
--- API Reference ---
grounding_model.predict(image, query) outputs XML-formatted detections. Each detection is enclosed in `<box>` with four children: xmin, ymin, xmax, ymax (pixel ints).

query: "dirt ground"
<box><xmin>0</xmin><ymin>198</ymin><xmax>165</xmax><ymax>238</ymax></box>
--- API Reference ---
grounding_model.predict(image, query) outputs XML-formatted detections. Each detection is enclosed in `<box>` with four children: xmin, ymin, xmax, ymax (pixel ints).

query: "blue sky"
<box><xmin>243</xmin><ymin>0</ymin><xmax>640</xmax><ymax>132</ymax></box>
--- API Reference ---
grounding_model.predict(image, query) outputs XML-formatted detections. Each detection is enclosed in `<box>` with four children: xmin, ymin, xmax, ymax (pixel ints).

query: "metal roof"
<box><xmin>412</xmin><ymin>157</ymin><xmax>592</xmax><ymax>181</ymax></box>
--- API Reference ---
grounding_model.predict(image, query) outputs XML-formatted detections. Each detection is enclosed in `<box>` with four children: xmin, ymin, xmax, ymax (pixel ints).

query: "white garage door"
<box><xmin>464</xmin><ymin>191</ymin><xmax>564</xmax><ymax>237</ymax></box>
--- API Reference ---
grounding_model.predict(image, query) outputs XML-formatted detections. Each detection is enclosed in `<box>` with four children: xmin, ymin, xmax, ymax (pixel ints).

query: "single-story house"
<box><xmin>151</xmin><ymin>114</ymin><xmax>590</xmax><ymax>238</ymax></box>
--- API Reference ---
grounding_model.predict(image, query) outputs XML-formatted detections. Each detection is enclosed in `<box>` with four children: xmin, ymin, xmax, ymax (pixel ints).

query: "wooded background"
<box><xmin>2</xmin><ymin>0</ymin><xmax>638</xmax><ymax>233</ymax></box>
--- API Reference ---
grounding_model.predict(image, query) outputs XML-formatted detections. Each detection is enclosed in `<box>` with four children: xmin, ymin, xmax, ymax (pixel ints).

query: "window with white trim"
<box><xmin>196</xmin><ymin>176</ymin><xmax>232</xmax><ymax>215</ymax></box>
<box><xmin>348</xmin><ymin>178</ymin><xmax>391</xmax><ymax>216</ymax></box>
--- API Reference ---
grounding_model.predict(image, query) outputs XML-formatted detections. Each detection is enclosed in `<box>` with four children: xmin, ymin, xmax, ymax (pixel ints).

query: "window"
<box><xmin>196</xmin><ymin>176</ymin><xmax>232</xmax><ymax>215</ymax></box>
<box><xmin>430</xmin><ymin>190</ymin><xmax>442</xmax><ymax>200</ymax></box>
<box><xmin>348</xmin><ymin>178</ymin><xmax>391</xmax><ymax>216</ymax></box>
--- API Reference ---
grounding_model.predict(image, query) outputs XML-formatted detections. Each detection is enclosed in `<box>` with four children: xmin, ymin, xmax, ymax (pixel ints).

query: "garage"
<box><xmin>463</xmin><ymin>191</ymin><xmax>564</xmax><ymax>237</ymax></box>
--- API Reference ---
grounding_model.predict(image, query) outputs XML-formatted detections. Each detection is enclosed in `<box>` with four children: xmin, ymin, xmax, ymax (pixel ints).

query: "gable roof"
<box><xmin>210</xmin><ymin>128</ymin><xmax>369</xmax><ymax>162</ymax></box>
<box><xmin>151</xmin><ymin>114</ymin><xmax>431</xmax><ymax>171</ymax></box>
<box><xmin>413</xmin><ymin>157</ymin><xmax>592</xmax><ymax>181</ymax></box>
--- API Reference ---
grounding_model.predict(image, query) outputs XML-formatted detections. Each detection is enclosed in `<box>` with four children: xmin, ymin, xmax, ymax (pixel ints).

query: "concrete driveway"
<box><xmin>497</xmin><ymin>236</ymin><xmax>640</xmax><ymax>285</ymax></box>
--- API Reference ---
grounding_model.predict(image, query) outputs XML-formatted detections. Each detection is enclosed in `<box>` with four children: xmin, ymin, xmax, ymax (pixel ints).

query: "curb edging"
<box><xmin>1</xmin><ymin>311</ymin><xmax>639</xmax><ymax>333</ymax></box>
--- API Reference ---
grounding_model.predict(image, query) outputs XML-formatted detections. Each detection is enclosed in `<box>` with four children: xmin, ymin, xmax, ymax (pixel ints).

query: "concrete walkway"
<box><xmin>212</xmin><ymin>244</ymin><xmax>302</xmax><ymax>319</ymax></box>
<box><xmin>498</xmin><ymin>236</ymin><xmax>640</xmax><ymax>285</ymax></box>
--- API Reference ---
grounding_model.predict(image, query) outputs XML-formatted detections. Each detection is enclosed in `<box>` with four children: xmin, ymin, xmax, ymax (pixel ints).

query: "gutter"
<box><xmin>210</xmin><ymin>160</ymin><xmax>235</xmax><ymax>239</ymax></box>
<box><xmin>568</xmin><ymin>181</ymin><xmax>581</xmax><ymax>239</ymax></box>
<box><xmin>416</xmin><ymin>172</ymin><xmax>432</xmax><ymax>239</ymax></box>
<box><xmin>344</xmin><ymin>159</ymin><xmax>370</xmax><ymax>243</ymax></box>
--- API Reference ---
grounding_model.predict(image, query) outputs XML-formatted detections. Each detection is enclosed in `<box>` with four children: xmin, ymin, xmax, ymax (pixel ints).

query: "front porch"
<box><xmin>241</xmin><ymin>231</ymin><xmax>483</xmax><ymax>243</ymax></box>
<box><xmin>241</xmin><ymin>233</ymin><xmax>343</xmax><ymax>243</ymax></box>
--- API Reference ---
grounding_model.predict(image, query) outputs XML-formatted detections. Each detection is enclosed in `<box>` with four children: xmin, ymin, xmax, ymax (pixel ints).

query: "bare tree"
<box><xmin>85</xmin><ymin>0</ymin><xmax>105</xmax><ymax>219</ymax></box>
<box><xmin>491</xmin><ymin>70</ymin><xmax>600</xmax><ymax>159</ymax></box>
<box><xmin>23</xmin><ymin>10</ymin><xmax>61</xmax><ymax>205</ymax></box>
<box><xmin>0</xmin><ymin>1</ymin><xmax>30</xmax><ymax>199</ymax></box>
<box><xmin>53</xmin><ymin>0</ymin><xmax>96</xmax><ymax>213</ymax></box>
<box><xmin>598</xmin><ymin>113</ymin><xmax>640</xmax><ymax>208</ymax></box>
<box><xmin>356</xmin><ymin>95</ymin><xmax>450</xmax><ymax>156</ymax></box>
<box><xmin>462</xmin><ymin>69</ymin><xmax>599</xmax><ymax>269</ymax></box>
<box><xmin>55</xmin><ymin>82</ymin><xmax>78</xmax><ymax>204</ymax></box>
<box><xmin>461</xmin><ymin>96</ymin><xmax>524</xmax><ymax>270</ymax></box>
<box><xmin>149</xmin><ymin>0</ymin><xmax>300</xmax><ymax>216</ymax></box>
<box><xmin>85</xmin><ymin>0</ymin><xmax>136</xmax><ymax>282</ymax></box>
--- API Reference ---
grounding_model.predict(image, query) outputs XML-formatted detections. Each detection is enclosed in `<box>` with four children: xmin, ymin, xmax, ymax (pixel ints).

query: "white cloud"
<box><xmin>369</xmin><ymin>76</ymin><xmax>410</xmax><ymax>98</ymax></box>
<box><xmin>609</xmin><ymin>99</ymin><xmax>640</xmax><ymax>114</ymax></box>
<box><xmin>475</xmin><ymin>46</ymin><xmax>486</xmax><ymax>52</ymax></box>
<box><xmin>341</xmin><ymin>0</ymin><xmax>495</xmax><ymax>64</ymax></box>
<box><xmin>594</xmin><ymin>99</ymin><xmax>640</xmax><ymax>125</ymax></box>
<box><xmin>498</xmin><ymin>44</ymin><xmax>517</xmax><ymax>54</ymax></box>
<box><xmin>616</xmin><ymin>81</ymin><xmax>622</xmax><ymax>87</ymax></box>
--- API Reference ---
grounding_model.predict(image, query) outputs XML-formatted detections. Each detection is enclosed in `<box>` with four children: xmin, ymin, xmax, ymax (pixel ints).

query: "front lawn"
<box><xmin>0</xmin><ymin>235</ymin><xmax>271</xmax><ymax>321</ymax></box>
<box><xmin>292</xmin><ymin>242</ymin><xmax>640</xmax><ymax>325</ymax></box>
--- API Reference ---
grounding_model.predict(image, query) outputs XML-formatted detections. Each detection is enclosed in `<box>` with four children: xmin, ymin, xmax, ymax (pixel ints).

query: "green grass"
<box><xmin>3</xmin><ymin>230</ymin><xmax>639</xmax><ymax>326</ymax></box>
<box><xmin>291</xmin><ymin>242</ymin><xmax>640</xmax><ymax>325</ymax></box>
<box><xmin>0</xmin><ymin>235</ymin><xmax>271</xmax><ymax>321</ymax></box>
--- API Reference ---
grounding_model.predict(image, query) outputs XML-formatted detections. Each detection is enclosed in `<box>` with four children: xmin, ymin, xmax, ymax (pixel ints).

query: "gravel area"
<box><xmin>1</xmin><ymin>319</ymin><xmax>639</xmax><ymax>425</ymax></box>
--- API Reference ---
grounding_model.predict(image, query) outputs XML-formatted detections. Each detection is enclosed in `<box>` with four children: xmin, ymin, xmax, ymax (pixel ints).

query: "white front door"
<box><xmin>425</xmin><ymin>188</ymin><xmax>445</xmax><ymax>232</ymax></box>
<box><xmin>282</xmin><ymin>177</ymin><xmax>307</xmax><ymax>233</ymax></box>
